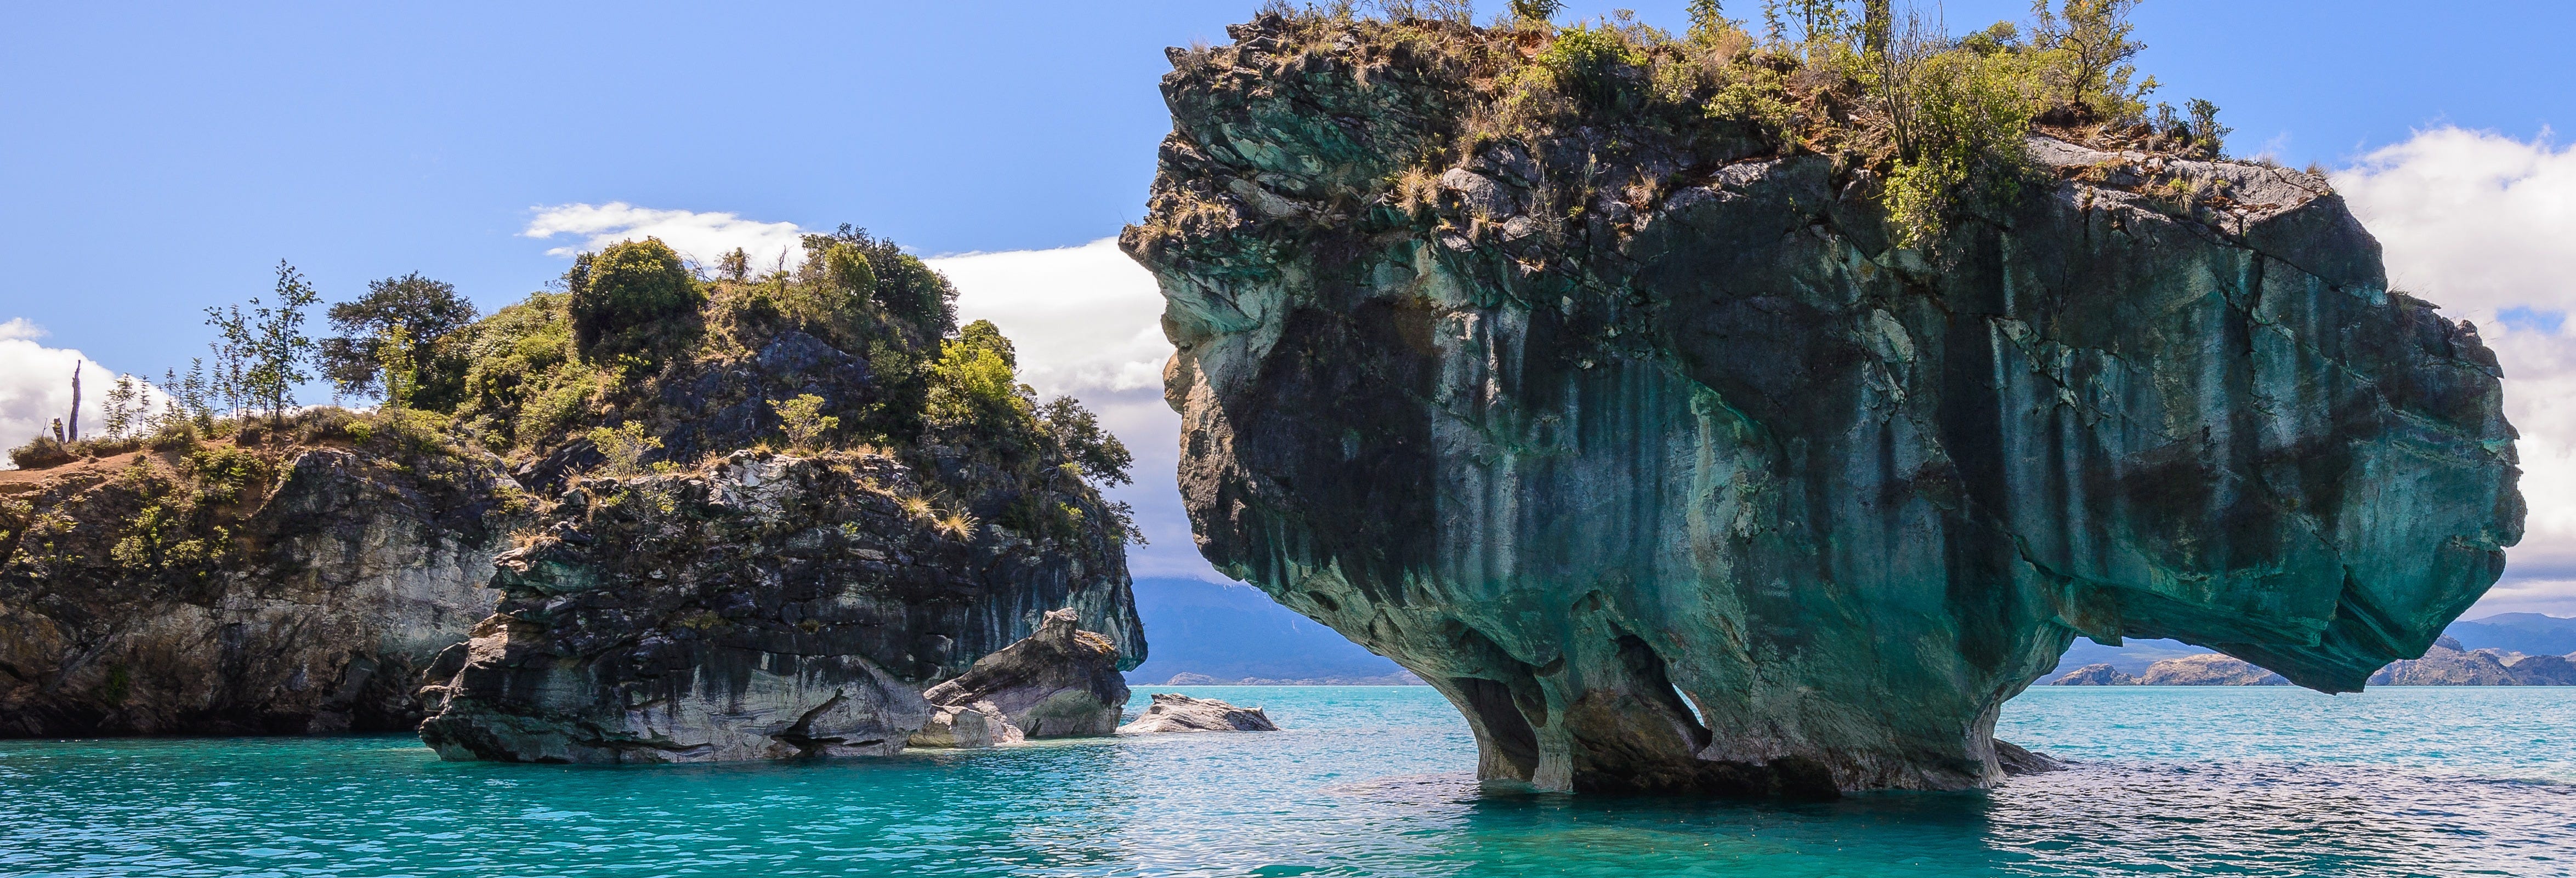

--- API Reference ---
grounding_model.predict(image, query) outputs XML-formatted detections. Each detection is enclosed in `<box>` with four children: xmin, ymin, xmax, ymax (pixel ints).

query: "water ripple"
<box><xmin>1</xmin><ymin>687</ymin><xmax>2570</xmax><ymax>876</ymax></box>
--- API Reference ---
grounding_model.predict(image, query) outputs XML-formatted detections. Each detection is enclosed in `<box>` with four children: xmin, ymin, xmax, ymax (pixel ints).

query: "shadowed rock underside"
<box><xmin>1125</xmin><ymin>16</ymin><xmax>2521</xmax><ymax>793</ymax></box>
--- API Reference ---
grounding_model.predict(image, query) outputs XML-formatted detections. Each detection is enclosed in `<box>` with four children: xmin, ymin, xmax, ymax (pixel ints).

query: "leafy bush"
<box><xmin>8</xmin><ymin>436</ymin><xmax>72</xmax><ymax>470</ymax></box>
<box><xmin>824</xmin><ymin>244</ymin><xmax>876</xmax><ymax>302</ymax></box>
<box><xmin>1040</xmin><ymin>397</ymin><xmax>1133</xmax><ymax>487</ymax></box>
<box><xmin>799</xmin><ymin>226</ymin><xmax>958</xmax><ymax>341</ymax></box>
<box><xmin>1880</xmin><ymin>48</ymin><xmax>2041</xmax><ymax>246</ymax></box>
<box><xmin>770</xmin><ymin>394</ymin><xmax>840</xmax><ymax>453</ymax></box>
<box><xmin>569</xmin><ymin>238</ymin><xmax>703</xmax><ymax>361</ymax></box>
<box><xmin>586</xmin><ymin>421</ymin><xmax>662</xmax><ymax>477</ymax></box>
<box><xmin>319</xmin><ymin>272</ymin><xmax>479</xmax><ymax>400</ymax></box>
<box><xmin>185</xmin><ymin>445</ymin><xmax>274</xmax><ymax>506</ymax></box>
<box><xmin>926</xmin><ymin>320</ymin><xmax>1030</xmax><ymax>434</ymax></box>
<box><xmin>1535</xmin><ymin>24</ymin><xmax>1649</xmax><ymax>110</ymax></box>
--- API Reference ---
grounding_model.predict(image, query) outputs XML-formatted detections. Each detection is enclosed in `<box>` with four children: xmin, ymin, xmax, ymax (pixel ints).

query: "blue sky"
<box><xmin>5</xmin><ymin>1</ymin><xmax>2575</xmax><ymax>611</ymax></box>
<box><xmin>4</xmin><ymin>1</ymin><xmax>2567</xmax><ymax>362</ymax></box>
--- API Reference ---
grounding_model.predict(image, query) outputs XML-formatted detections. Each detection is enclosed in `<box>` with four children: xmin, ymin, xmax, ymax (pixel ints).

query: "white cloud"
<box><xmin>2339</xmin><ymin>128</ymin><xmax>2576</xmax><ymax>616</ymax></box>
<box><xmin>930</xmin><ymin>239</ymin><xmax>1170</xmax><ymax>399</ymax></box>
<box><xmin>523</xmin><ymin>202</ymin><xmax>809</xmax><ymax>272</ymax></box>
<box><xmin>0</xmin><ymin>322</ymin><xmax>161</xmax><ymax>467</ymax></box>
<box><xmin>933</xmin><ymin>239</ymin><xmax>1217</xmax><ymax>581</ymax></box>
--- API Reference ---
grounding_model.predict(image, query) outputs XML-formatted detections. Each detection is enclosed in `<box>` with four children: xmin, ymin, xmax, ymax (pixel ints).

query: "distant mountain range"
<box><xmin>2045</xmin><ymin>612</ymin><xmax>2576</xmax><ymax>677</ymax></box>
<box><xmin>1125</xmin><ymin>578</ymin><xmax>1422</xmax><ymax>685</ymax></box>
<box><xmin>1130</xmin><ymin>579</ymin><xmax>2574</xmax><ymax>688</ymax></box>
<box><xmin>2446</xmin><ymin>613</ymin><xmax>2576</xmax><ymax>656</ymax></box>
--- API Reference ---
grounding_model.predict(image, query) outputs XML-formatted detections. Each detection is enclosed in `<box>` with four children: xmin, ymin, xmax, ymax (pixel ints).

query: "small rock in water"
<box><xmin>1992</xmin><ymin>740</ymin><xmax>2066</xmax><ymax>776</ymax></box>
<box><xmin>1116</xmin><ymin>693</ymin><xmax>1280</xmax><ymax>733</ymax></box>
<box><xmin>907</xmin><ymin>608</ymin><xmax>1131</xmax><ymax>748</ymax></box>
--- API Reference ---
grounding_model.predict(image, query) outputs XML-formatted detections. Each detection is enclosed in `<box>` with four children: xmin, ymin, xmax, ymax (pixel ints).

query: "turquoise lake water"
<box><xmin>3</xmin><ymin>686</ymin><xmax>2572</xmax><ymax>877</ymax></box>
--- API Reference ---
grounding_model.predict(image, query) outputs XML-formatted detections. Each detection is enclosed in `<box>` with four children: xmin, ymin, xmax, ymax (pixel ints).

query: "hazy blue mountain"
<box><xmin>2048</xmin><ymin>638</ymin><xmax>2212</xmax><ymax>677</ymax></box>
<box><xmin>1128</xmin><ymin>584</ymin><xmax>2571</xmax><ymax>686</ymax></box>
<box><xmin>2447</xmin><ymin>613</ymin><xmax>2576</xmax><ymax>656</ymax></box>
<box><xmin>1125</xmin><ymin>578</ymin><xmax>1420</xmax><ymax>685</ymax></box>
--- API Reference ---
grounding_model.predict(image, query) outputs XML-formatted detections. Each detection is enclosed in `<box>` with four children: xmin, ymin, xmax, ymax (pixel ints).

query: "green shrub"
<box><xmin>586</xmin><ymin>421</ymin><xmax>662</xmax><ymax>477</ymax></box>
<box><xmin>824</xmin><ymin>244</ymin><xmax>876</xmax><ymax>301</ymax></box>
<box><xmin>770</xmin><ymin>394</ymin><xmax>840</xmax><ymax>453</ymax></box>
<box><xmin>569</xmin><ymin>238</ymin><xmax>702</xmax><ymax>360</ymax></box>
<box><xmin>147</xmin><ymin>420</ymin><xmax>202</xmax><ymax>453</ymax></box>
<box><xmin>801</xmin><ymin>226</ymin><xmax>957</xmax><ymax>341</ymax></box>
<box><xmin>926</xmin><ymin>320</ymin><xmax>1030</xmax><ymax>433</ymax></box>
<box><xmin>1535</xmin><ymin>25</ymin><xmax>1647</xmax><ymax>110</ymax></box>
<box><xmin>8</xmin><ymin>436</ymin><xmax>72</xmax><ymax>470</ymax></box>
<box><xmin>1880</xmin><ymin>48</ymin><xmax>2040</xmax><ymax>247</ymax></box>
<box><xmin>1040</xmin><ymin>397</ymin><xmax>1133</xmax><ymax>487</ymax></box>
<box><xmin>185</xmin><ymin>445</ymin><xmax>274</xmax><ymax>506</ymax></box>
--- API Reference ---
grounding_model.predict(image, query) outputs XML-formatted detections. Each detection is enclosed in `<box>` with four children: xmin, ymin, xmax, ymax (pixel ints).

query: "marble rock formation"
<box><xmin>0</xmin><ymin>440</ymin><xmax>524</xmax><ymax>737</ymax></box>
<box><xmin>417</xmin><ymin>452</ymin><xmax>1141</xmax><ymax>763</ymax></box>
<box><xmin>908</xmin><ymin>608</ymin><xmax>1131</xmax><ymax>748</ymax></box>
<box><xmin>1116</xmin><ymin>692</ymin><xmax>1279</xmax><ymax>733</ymax></box>
<box><xmin>2049</xmin><ymin>664</ymin><xmax>2138</xmax><ymax>686</ymax></box>
<box><xmin>1123</xmin><ymin>15</ymin><xmax>2522</xmax><ymax>793</ymax></box>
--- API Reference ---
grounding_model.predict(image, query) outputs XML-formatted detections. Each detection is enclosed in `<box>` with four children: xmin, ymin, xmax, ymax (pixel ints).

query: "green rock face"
<box><xmin>1124</xmin><ymin>16</ymin><xmax>2522</xmax><ymax>793</ymax></box>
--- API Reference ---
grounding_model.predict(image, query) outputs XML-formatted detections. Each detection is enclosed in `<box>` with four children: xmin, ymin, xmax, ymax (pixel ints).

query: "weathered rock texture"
<box><xmin>417</xmin><ymin>451</ymin><xmax>1139</xmax><ymax>763</ymax></box>
<box><xmin>0</xmin><ymin>432</ymin><xmax>524</xmax><ymax>736</ymax></box>
<box><xmin>1125</xmin><ymin>16</ymin><xmax>2522</xmax><ymax>793</ymax></box>
<box><xmin>1117</xmin><ymin>692</ymin><xmax>1279</xmax><ymax>733</ymax></box>
<box><xmin>907</xmin><ymin>608</ymin><xmax>1130</xmax><ymax>748</ymax></box>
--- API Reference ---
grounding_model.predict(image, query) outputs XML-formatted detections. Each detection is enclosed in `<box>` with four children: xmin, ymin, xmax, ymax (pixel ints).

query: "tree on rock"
<box><xmin>569</xmin><ymin>238</ymin><xmax>703</xmax><ymax>363</ymax></box>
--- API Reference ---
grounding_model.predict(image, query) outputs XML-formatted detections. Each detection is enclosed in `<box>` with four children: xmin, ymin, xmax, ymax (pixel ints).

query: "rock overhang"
<box><xmin>1126</xmin><ymin>14</ymin><xmax>2521</xmax><ymax>793</ymax></box>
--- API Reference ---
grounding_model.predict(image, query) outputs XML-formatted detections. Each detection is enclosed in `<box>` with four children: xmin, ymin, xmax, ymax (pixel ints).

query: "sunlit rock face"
<box><xmin>416</xmin><ymin>451</ymin><xmax>1141</xmax><ymax>763</ymax></box>
<box><xmin>0</xmin><ymin>444</ymin><xmax>524</xmax><ymax>737</ymax></box>
<box><xmin>1123</xmin><ymin>16</ymin><xmax>2522</xmax><ymax>793</ymax></box>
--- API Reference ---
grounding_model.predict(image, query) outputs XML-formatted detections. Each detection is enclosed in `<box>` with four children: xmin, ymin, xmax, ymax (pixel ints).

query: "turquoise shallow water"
<box><xmin>3</xmin><ymin>686</ymin><xmax>2572</xmax><ymax>877</ymax></box>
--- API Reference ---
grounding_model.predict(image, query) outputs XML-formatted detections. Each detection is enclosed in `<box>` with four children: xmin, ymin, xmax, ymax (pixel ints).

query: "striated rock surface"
<box><xmin>418</xmin><ymin>452</ymin><xmax>1138</xmax><ymax>763</ymax></box>
<box><xmin>1991</xmin><ymin>740</ymin><xmax>2065</xmax><ymax>776</ymax></box>
<box><xmin>907</xmin><ymin>608</ymin><xmax>1131</xmax><ymax>748</ymax></box>
<box><xmin>0</xmin><ymin>420</ymin><xmax>526</xmax><ymax>737</ymax></box>
<box><xmin>1125</xmin><ymin>16</ymin><xmax>2520</xmax><ymax>793</ymax></box>
<box><xmin>2137</xmin><ymin>654</ymin><xmax>2289</xmax><ymax>686</ymax></box>
<box><xmin>2050</xmin><ymin>664</ymin><xmax>2138</xmax><ymax>686</ymax></box>
<box><xmin>1117</xmin><ymin>692</ymin><xmax>1279</xmax><ymax>733</ymax></box>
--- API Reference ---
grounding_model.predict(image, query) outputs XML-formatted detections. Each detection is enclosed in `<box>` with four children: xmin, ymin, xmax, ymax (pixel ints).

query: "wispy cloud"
<box><xmin>523</xmin><ymin>202</ymin><xmax>809</xmax><ymax>271</ymax></box>
<box><xmin>2339</xmin><ymin>127</ymin><xmax>2576</xmax><ymax>615</ymax></box>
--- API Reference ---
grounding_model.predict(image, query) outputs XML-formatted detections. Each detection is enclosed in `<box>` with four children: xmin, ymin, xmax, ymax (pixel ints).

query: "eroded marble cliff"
<box><xmin>0</xmin><ymin>417</ymin><xmax>526</xmax><ymax>736</ymax></box>
<box><xmin>1125</xmin><ymin>15</ymin><xmax>2522</xmax><ymax>793</ymax></box>
<box><xmin>417</xmin><ymin>451</ymin><xmax>1140</xmax><ymax>763</ymax></box>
